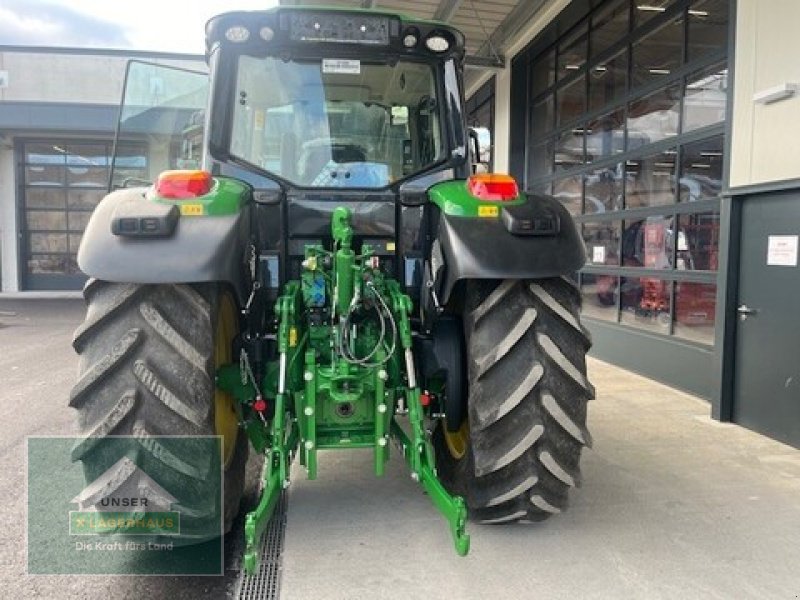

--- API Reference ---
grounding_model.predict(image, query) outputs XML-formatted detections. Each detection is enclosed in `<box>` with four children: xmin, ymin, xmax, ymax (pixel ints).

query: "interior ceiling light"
<box><xmin>649</xmin><ymin>68</ymin><xmax>671</xmax><ymax>74</ymax></box>
<box><xmin>688</xmin><ymin>9</ymin><xmax>709</xmax><ymax>17</ymax></box>
<box><xmin>637</xmin><ymin>4</ymin><xmax>666</xmax><ymax>12</ymax></box>
<box><xmin>225</xmin><ymin>26</ymin><xmax>250</xmax><ymax>42</ymax></box>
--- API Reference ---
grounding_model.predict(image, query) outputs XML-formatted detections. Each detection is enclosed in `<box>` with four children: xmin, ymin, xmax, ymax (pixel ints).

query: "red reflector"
<box><xmin>253</xmin><ymin>396</ymin><xmax>267</xmax><ymax>413</ymax></box>
<box><xmin>467</xmin><ymin>174</ymin><xmax>519</xmax><ymax>202</ymax></box>
<box><xmin>155</xmin><ymin>170</ymin><xmax>213</xmax><ymax>199</ymax></box>
<box><xmin>420</xmin><ymin>392</ymin><xmax>431</xmax><ymax>407</ymax></box>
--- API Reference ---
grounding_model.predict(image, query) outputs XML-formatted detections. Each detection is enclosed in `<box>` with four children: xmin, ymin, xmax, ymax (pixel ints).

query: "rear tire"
<box><xmin>69</xmin><ymin>280</ymin><xmax>247</xmax><ymax>541</ymax></box>
<box><xmin>434</xmin><ymin>278</ymin><xmax>594</xmax><ymax>523</ymax></box>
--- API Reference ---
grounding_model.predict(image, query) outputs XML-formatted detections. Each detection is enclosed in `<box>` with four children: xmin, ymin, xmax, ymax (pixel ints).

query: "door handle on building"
<box><xmin>737</xmin><ymin>304</ymin><xmax>758</xmax><ymax>321</ymax></box>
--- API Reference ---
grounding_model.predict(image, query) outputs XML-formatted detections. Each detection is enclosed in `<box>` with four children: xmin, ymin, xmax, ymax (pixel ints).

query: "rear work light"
<box><xmin>467</xmin><ymin>174</ymin><xmax>520</xmax><ymax>202</ymax></box>
<box><xmin>155</xmin><ymin>170</ymin><xmax>213</xmax><ymax>199</ymax></box>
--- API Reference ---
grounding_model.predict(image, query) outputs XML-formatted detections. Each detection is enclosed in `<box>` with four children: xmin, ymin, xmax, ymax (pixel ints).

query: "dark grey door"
<box><xmin>732</xmin><ymin>191</ymin><xmax>800</xmax><ymax>447</ymax></box>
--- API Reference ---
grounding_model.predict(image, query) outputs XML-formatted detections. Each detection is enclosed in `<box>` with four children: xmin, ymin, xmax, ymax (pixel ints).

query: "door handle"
<box><xmin>737</xmin><ymin>304</ymin><xmax>758</xmax><ymax>320</ymax></box>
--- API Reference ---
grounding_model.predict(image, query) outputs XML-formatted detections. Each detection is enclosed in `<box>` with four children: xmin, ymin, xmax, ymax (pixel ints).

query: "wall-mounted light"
<box><xmin>753</xmin><ymin>83</ymin><xmax>798</xmax><ymax>105</ymax></box>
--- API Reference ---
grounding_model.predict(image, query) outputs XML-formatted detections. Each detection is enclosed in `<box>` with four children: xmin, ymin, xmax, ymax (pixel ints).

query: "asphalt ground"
<box><xmin>2</xmin><ymin>299</ymin><xmax>800</xmax><ymax>599</ymax></box>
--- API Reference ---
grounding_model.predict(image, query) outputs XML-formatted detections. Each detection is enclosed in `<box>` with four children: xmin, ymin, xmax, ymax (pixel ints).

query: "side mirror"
<box><xmin>467</xmin><ymin>126</ymin><xmax>491</xmax><ymax>174</ymax></box>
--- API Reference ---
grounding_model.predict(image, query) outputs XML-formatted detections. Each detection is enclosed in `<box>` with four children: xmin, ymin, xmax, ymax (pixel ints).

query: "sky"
<box><xmin>0</xmin><ymin>0</ymin><xmax>280</xmax><ymax>54</ymax></box>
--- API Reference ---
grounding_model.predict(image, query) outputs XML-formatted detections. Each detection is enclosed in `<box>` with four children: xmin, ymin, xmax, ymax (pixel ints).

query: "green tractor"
<box><xmin>71</xmin><ymin>6</ymin><xmax>593</xmax><ymax>573</ymax></box>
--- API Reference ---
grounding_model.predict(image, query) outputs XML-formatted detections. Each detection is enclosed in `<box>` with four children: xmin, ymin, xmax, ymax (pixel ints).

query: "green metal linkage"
<box><xmin>233</xmin><ymin>205</ymin><xmax>470</xmax><ymax>574</ymax></box>
<box><xmin>373</xmin><ymin>351</ymin><xmax>388</xmax><ymax>477</ymax></box>
<box><xmin>243</xmin><ymin>389</ymin><xmax>299</xmax><ymax>574</ymax></box>
<box><xmin>386</xmin><ymin>281</ymin><xmax>471</xmax><ymax>556</ymax></box>
<box><xmin>390</xmin><ymin>421</ymin><xmax>469</xmax><ymax>555</ymax></box>
<box><xmin>303</xmin><ymin>349</ymin><xmax>318</xmax><ymax>479</ymax></box>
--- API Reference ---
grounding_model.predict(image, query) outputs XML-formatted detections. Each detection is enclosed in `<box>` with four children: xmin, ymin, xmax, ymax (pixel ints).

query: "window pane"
<box><xmin>555</xmin><ymin>127</ymin><xmax>584</xmax><ymax>172</ymax></box>
<box><xmin>674</xmin><ymin>282</ymin><xmax>716</xmax><ymax>344</ymax></box>
<box><xmin>69</xmin><ymin>233</ymin><xmax>83</xmax><ymax>254</ymax></box>
<box><xmin>625</xmin><ymin>147</ymin><xmax>677</xmax><ymax>208</ymax></box>
<box><xmin>67</xmin><ymin>211</ymin><xmax>91</xmax><ymax>232</ymax></box>
<box><xmin>111</xmin><ymin>168</ymin><xmax>149</xmax><ymax>189</ymax></box>
<box><xmin>588</xmin><ymin>49</ymin><xmax>627</xmax><ymax>112</ymax></box>
<box><xmin>529</xmin><ymin>137</ymin><xmax>555</xmax><ymax>179</ymax></box>
<box><xmin>29</xmin><ymin>232</ymin><xmax>68</xmax><ymax>253</ymax></box>
<box><xmin>620</xmin><ymin>277</ymin><xmax>671</xmax><ymax>333</ymax></box>
<box><xmin>66</xmin><ymin>143</ymin><xmax>109</xmax><ymax>167</ymax></box>
<box><xmin>581</xmin><ymin>273</ymin><xmax>619</xmax><ymax>321</ymax></box>
<box><xmin>586</xmin><ymin>107</ymin><xmax>625</xmax><ymax>160</ymax></box>
<box><xmin>531</xmin><ymin>182</ymin><xmax>552</xmax><ymax>196</ymax></box>
<box><xmin>25</xmin><ymin>143</ymin><xmax>66</xmax><ymax>165</ymax></box>
<box><xmin>680</xmin><ymin>135</ymin><xmax>723</xmax><ymax>202</ymax></box>
<box><xmin>67</xmin><ymin>166</ymin><xmax>108</xmax><ymax>188</ymax></box>
<box><xmin>585</xmin><ymin>164</ymin><xmax>625</xmax><ymax>213</ymax></box>
<box><xmin>591</xmin><ymin>0</ymin><xmax>630</xmax><ymax>57</ymax></box>
<box><xmin>557</xmin><ymin>75</ymin><xmax>586</xmax><ymax>127</ymax></box>
<box><xmin>687</xmin><ymin>0</ymin><xmax>729</xmax><ymax>61</ymax></box>
<box><xmin>683</xmin><ymin>64</ymin><xmax>727</xmax><ymax>133</ymax></box>
<box><xmin>25</xmin><ymin>188</ymin><xmax>65</xmax><ymax>209</ymax></box>
<box><xmin>633</xmin><ymin>1</ymin><xmax>677</xmax><ymax>28</ymax></box>
<box><xmin>26</xmin><ymin>210</ymin><xmax>66</xmax><ymax>231</ymax></box>
<box><xmin>531</xmin><ymin>95</ymin><xmax>555</xmax><ymax>139</ymax></box>
<box><xmin>677</xmin><ymin>212</ymin><xmax>720</xmax><ymax>270</ymax></box>
<box><xmin>622</xmin><ymin>215</ymin><xmax>675</xmax><ymax>268</ymax></box>
<box><xmin>531</xmin><ymin>48</ymin><xmax>556</xmax><ymax>97</ymax></box>
<box><xmin>631</xmin><ymin>17</ymin><xmax>684</xmax><ymax>88</ymax></box>
<box><xmin>27</xmin><ymin>255</ymin><xmax>70</xmax><ymax>275</ymax></box>
<box><xmin>25</xmin><ymin>164</ymin><xmax>64</xmax><ymax>186</ymax></box>
<box><xmin>583</xmin><ymin>221</ymin><xmax>621</xmax><ymax>265</ymax></box>
<box><xmin>558</xmin><ymin>24</ymin><xmax>588</xmax><ymax>80</ymax></box>
<box><xmin>627</xmin><ymin>84</ymin><xmax>680</xmax><ymax>150</ymax></box>
<box><xmin>553</xmin><ymin>175</ymin><xmax>583</xmax><ymax>216</ymax></box>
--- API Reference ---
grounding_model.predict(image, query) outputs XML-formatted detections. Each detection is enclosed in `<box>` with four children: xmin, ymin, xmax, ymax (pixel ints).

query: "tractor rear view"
<box><xmin>71</xmin><ymin>6</ymin><xmax>594</xmax><ymax>573</ymax></box>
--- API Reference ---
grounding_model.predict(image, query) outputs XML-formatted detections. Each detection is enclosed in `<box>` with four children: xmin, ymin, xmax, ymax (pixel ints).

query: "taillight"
<box><xmin>155</xmin><ymin>170</ymin><xmax>213</xmax><ymax>199</ymax></box>
<box><xmin>467</xmin><ymin>174</ymin><xmax>519</xmax><ymax>202</ymax></box>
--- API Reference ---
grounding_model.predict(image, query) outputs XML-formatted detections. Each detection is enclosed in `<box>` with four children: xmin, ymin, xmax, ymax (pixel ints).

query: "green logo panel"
<box><xmin>28</xmin><ymin>436</ymin><xmax>223</xmax><ymax>575</ymax></box>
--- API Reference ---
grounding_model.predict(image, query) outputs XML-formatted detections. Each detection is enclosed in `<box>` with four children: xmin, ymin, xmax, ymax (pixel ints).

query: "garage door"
<box><xmin>18</xmin><ymin>140</ymin><xmax>146</xmax><ymax>290</ymax></box>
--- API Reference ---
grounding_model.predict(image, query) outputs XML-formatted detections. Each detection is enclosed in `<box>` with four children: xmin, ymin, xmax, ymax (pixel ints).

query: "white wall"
<box><xmin>729</xmin><ymin>0</ymin><xmax>800</xmax><ymax>188</ymax></box>
<box><xmin>0</xmin><ymin>51</ymin><xmax>206</xmax><ymax>104</ymax></box>
<box><xmin>0</xmin><ymin>141</ymin><xmax>18</xmax><ymax>291</ymax></box>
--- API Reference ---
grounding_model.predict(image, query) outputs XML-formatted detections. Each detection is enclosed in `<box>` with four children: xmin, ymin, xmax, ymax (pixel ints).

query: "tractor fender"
<box><xmin>77</xmin><ymin>187</ymin><xmax>251</xmax><ymax>301</ymax></box>
<box><xmin>431</xmin><ymin>194</ymin><xmax>586</xmax><ymax>304</ymax></box>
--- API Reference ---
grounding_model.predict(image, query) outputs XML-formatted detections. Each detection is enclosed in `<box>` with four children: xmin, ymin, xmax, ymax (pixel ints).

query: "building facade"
<box><xmin>0</xmin><ymin>48</ymin><xmax>204</xmax><ymax>291</ymax></box>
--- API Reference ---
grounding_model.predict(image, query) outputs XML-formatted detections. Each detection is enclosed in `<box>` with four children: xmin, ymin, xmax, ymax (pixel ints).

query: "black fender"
<box><xmin>429</xmin><ymin>194</ymin><xmax>585</xmax><ymax>305</ymax></box>
<box><xmin>77</xmin><ymin>188</ymin><xmax>251</xmax><ymax>302</ymax></box>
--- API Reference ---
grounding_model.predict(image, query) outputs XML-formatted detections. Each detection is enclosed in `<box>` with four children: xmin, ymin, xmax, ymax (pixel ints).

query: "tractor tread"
<box><xmin>541</xmin><ymin>391</ymin><xmax>593</xmax><ymax>447</ymax></box>
<box><xmin>72</xmin><ymin>284</ymin><xmax>143</xmax><ymax>351</ymax></box>
<box><xmin>131</xmin><ymin>420</ymin><xmax>210</xmax><ymax>481</ymax></box>
<box><xmin>133</xmin><ymin>359</ymin><xmax>208</xmax><ymax>427</ymax></box>
<box><xmin>69</xmin><ymin>328</ymin><xmax>142</xmax><ymax>407</ymax></box>
<box><xmin>435</xmin><ymin>278</ymin><xmax>592</xmax><ymax>524</ymax></box>
<box><xmin>69</xmin><ymin>281</ymin><xmax>247</xmax><ymax>540</ymax></box>
<box><xmin>139</xmin><ymin>300</ymin><xmax>210</xmax><ymax>374</ymax></box>
<box><xmin>475</xmin><ymin>307</ymin><xmax>537</xmax><ymax>378</ymax></box>
<box><xmin>71</xmin><ymin>390</ymin><xmax>137</xmax><ymax>461</ymax></box>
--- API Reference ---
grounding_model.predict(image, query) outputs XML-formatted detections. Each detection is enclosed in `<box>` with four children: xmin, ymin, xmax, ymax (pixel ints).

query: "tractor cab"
<box><xmin>204</xmin><ymin>8</ymin><xmax>468</xmax><ymax>190</ymax></box>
